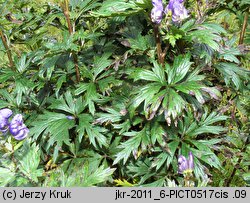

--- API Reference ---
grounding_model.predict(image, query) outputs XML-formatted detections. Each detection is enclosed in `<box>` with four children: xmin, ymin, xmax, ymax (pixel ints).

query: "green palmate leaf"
<box><xmin>0</xmin><ymin>167</ymin><xmax>16</xmax><ymax>186</ymax></box>
<box><xmin>152</xmin><ymin>140</ymin><xmax>179</xmax><ymax>170</ymax></box>
<box><xmin>91</xmin><ymin>0</ymin><xmax>142</xmax><ymax>17</ymax></box>
<box><xmin>14</xmin><ymin>53</ymin><xmax>29</xmax><ymax>73</ymax></box>
<box><xmin>15</xmin><ymin>142</ymin><xmax>43</xmax><ymax>183</ymax></box>
<box><xmin>162</xmin><ymin>88</ymin><xmax>186</xmax><ymax>119</ymax></box>
<box><xmin>0</xmin><ymin>90</ymin><xmax>14</xmax><ymax>105</ymax></box>
<box><xmin>152</xmin><ymin>152</ymin><xmax>169</xmax><ymax>170</ymax></box>
<box><xmin>29</xmin><ymin>112</ymin><xmax>75</xmax><ymax>159</ymax></box>
<box><xmin>243</xmin><ymin>173</ymin><xmax>250</xmax><ymax>186</ymax></box>
<box><xmin>15</xmin><ymin>77</ymin><xmax>35</xmax><ymax>106</ymax></box>
<box><xmin>150</xmin><ymin>122</ymin><xmax>165</xmax><ymax>145</ymax></box>
<box><xmin>131</xmin><ymin>69</ymin><xmax>161</xmax><ymax>83</ymax></box>
<box><xmin>191</xmin><ymin>146</ymin><xmax>222</xmax><ymax>169</ymax></box>
<box><xmin>215</xmin><ymin>62</ymin><xmax>250</xmax><ymax>91</ymax></box>
<box><xmin>75</xmin><ymin>82</ymin><xmax>100</xmax><ymax>115</ymax></box>
<box><xmin>55</xmin><ymin>75</ymin><xmax>67</xmax><ymax>97</ymax></box>
<box><xmin>49</xmin><ymin>91</ymin><xmax>85</xmax><ymax>115</ymax></box>
<box><xmin>67</xmin><ymin>164</ymin><xmax>115</xmax><ymax>186</ymax></box>
<box><xmin>127</xmin><ymin>158</ymin><xmax>155</xmax><ymax>184</ymax></box>
<box><xmin>93</xmin><ymin>54</ymin><xmax>113</xmax><ymax>81</ymax></box>
<box><xmin>166</xmin><ymin>53</ymin><xmax>193</xmax><ymax>84</ymax></box>
<box><xmin>46</xmin><ymin>161</ymin><xmax>115</xmax><ymax>186</ymax></box>
<box><xmin>129</xmin><ymin>34</ymin><xmax>153</xmax><ymax>51</ymax></box>
<box><xmin>184</xmin><ymin>110</ymin><xmax>228</xmax><ymax>137</ymax></box>
<box><xmin>0</xmin><ymin>69</ymin><xmax>17</xmax><ymax>83</ymax></box>
<box><xmin>130</xmin><ymin>55</ymin><xmax>218</xmax><ymax>120</ymax></box>
<box><xmin>77</xmin><ymin>114</ymin><xmax>108</xmax><ymax>147</ymax></box>
<box><xmin>71</xmin><ymin>0</ymin><xmax>101</xmax><ymax>17</ymax></box>
<box><xmin>131</xmin><ymin>61</ymin><xmax>166</xmax><ymax>84</ymax></box>
<box><xmin>39</xmin><ymin>55</ymin><xmax>60</xmax><ymax>80</ymax></box>
<box><xmin>183</xmin><ymin>22</ymin><xmax>225</xmax><ymax>51</ymax></box>
<box><xmin>131</xmin><ymin>83</ymin><xmax>162</xmax><ymax>109</ymax></box>
<box><xmin>185</xmin><ymin>29</ymin><xmax>221</xmax><ymax>51</ymax></box>
<box><xmin>79</xmin><ymin>164</ymin><xmax>115</xmax><ymax>186</ymax></box>
<box><xmin>165</xmin><ymin>33</ymin><xmax>182</xmax><ymax>47</ymax></box>
<box><xmin>113</xmin><ymin>127</ymin><xmax>150</xmax><ymax>164</ymax></box>
<box><xmin>218</xmin><ymin>47</ymin><xmax>241</xmax><ymax>64</ymax></box>
<box><xmin>96</xmin><ymin>108</ymin><xmax>122</xmax><ymax>124</ymax></box>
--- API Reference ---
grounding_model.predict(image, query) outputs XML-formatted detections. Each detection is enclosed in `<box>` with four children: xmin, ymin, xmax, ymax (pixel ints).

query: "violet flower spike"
<box><xmin>9</xmin><ymin>114</ymin><xmax>29</xmax><ymax>140</ymax></box>
<box><xmin>151</xmin><ymin>0</ymin><xmax>164</xmax><ymax>24</ymax></box>
<box><xmin>165</xmin><ymin>0</ymin><xmax>188</xmax><ymax>24</ymax></box>
<box><xmin>178</xmin><ymin>151</ymin><xmax>194</xmax><ymax>174</ymax></box>
<box><xmin>178</xmin><ymin>155</ymin><xmax>188</xmax><ymax>174</ymax></box>
<box><xmin>0</xmin><ymin>108</ymin><xmax>12</xmax><ymax>133</ymax></box>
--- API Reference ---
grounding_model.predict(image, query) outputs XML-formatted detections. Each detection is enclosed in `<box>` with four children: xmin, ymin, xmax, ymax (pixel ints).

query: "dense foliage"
<box><xmin>0</xmin><ymin>0</ymin><xmax>249</xmax><ymax>187</ymax></box>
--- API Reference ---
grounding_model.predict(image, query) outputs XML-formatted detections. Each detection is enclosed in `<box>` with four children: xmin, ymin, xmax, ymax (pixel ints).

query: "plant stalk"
<box><xmin>239</xmin><ymin>10</ymin><xmax>249</xmax><ymax>45</ymax></box>
<box><xmin>153</xmin><ymin>25</ymin><xmax>164</xmax><ymax>65</ymax></box>
<box><xmin>196</xmin><ymin>0</ymin><xmax>202</xmax><ymax>20</ymax></box>
<box><xmin>62</xmin><ymin>0</ymin><xmax>80</xmax><ymax>83</ymax></box>
<box><xmin>0</xmin><ymin>29</ymin><xmax>14</xmax><ymax>69</ymax></box>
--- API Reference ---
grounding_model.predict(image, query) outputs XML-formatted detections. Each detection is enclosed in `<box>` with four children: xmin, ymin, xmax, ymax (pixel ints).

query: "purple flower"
<box><xmin>66</xmin><ymin>115</ymin><xmax>75</xmax><ymax>120</ymax></box>
<box><xmin>178</xmin><ymin>151</ymin><xmax>194</xmax><ymax>173</ymax></box>
<box><xmin>0</xmin><ymin>108</ymin><xmax>12</xmax><ymax>133</ymax></box>
<box><xmin>178</xmin><ymin>155</ymin><xmax>188</xmax><ymax>173</ymax></box>
<box><xmin>9</xmin><ymin>114</ymin><xmax>29</xmax><ymax>140</ymax></box>
<box><xmin>165</xmin><ymin>0</ymin><xmax>188</xmax><ymax>23</ymax></box>
<box><xmin>151</xmin><ymin>0</ymin><xmax>164</xmax><ymax>24</ymax></box>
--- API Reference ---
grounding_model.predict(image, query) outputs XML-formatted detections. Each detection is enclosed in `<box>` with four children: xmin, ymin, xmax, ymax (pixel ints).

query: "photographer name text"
<box><xmin>1</xmin><ymin>189</ymin><xmax>71</xmax><ymax>200</ymax></box>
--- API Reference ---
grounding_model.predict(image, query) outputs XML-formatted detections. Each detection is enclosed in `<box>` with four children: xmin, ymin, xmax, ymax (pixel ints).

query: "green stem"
<box><xmin>62</xmin><ymin>0</ymin><xmax>80</xmax><ymax>83</ymax></box>
<box><xmin>239</xmin><ymin>10</ymin><xmax>249</xmax><ymax>45</ymax></box>
<box><xmin>0</xmin><ymin>29</ymin><xmax>14</xmax><ymax>70</ymax></box>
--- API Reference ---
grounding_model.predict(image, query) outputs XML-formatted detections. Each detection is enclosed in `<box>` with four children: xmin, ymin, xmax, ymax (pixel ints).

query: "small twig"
<box><xmin>239</xmin><ymin>10</ymin><xmax>249</xmax><ymax>45</ymax></box>
<box><xmin>0</xmin><ymin>30</ymin><xmax>15</xmax><ymax>70</ymax></box>
<box><xmin>62</xmin><ymin>0</ymin><xmax>80</xmax><ymax>83</ymax></box>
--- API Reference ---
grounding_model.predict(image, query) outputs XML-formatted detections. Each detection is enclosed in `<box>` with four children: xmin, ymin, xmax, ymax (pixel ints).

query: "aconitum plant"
<box><xmin>0</xmin><ymin>0</ymin><xmax>248</xmax><ymax>187</ymax></box>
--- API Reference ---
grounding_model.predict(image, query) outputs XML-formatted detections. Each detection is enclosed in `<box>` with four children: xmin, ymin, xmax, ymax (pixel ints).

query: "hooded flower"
<box><xmin>151</xmin><ymin>0</ymin><xmax>164</xmax><ymax>24</ymax></box>
<box><xmin>165</xmin><ymin>0</ymin><xmax>188</xmax><ymax>23</ymax></box>
<box><xmin>178</xmin><ymin>151</ymin><xmax>194</xmax><ymax>174</ymax></box>
<box><xmin>9</xmin><ymin>114</ymin><xmax>29</xmax><ymax>140</ymax></box>
<box><xmin>0</xmin><ymin>108</ymin><xmax>12</xmax><ymax>133</ymax></box>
